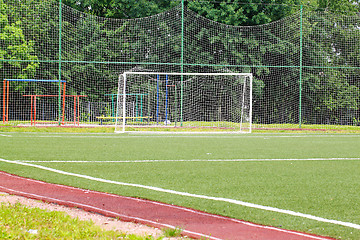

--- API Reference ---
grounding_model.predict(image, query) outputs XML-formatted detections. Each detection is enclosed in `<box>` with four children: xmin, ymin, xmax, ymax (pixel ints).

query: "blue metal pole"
<box><xmin>156</xmin><ymin>75</ymin><xmax>159</xmax><ymax>124</ymax></box>
<box><xmin>165</xmin><ymin>75</ymin><xmax>169</xmax><ymax>124</ymax></box>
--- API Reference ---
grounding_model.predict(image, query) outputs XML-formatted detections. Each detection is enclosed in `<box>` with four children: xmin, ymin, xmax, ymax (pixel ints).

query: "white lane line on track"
<box><xmin>1</xmin><ymin>157</ymin><xmax>360</xmax><ymax>232</ymax></box>
<box><xmin>17</xmin><ymin>157</ymin><xmax>360</xmax><ymax>163</ymax></box>
<box><xmin>0</xmin><ymin>185</ymin><xmax>219</xmax><ymax>240</ymax></box>
<box><xmin>0</xmin><ymin>171</ymin><xmax>330</xmax><ymax>240</ymax></box>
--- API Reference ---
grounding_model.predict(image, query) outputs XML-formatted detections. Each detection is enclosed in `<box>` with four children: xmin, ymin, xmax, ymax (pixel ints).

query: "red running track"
<box><xmin>0</xmin><ymin>171</ymin><xmax>335</xmax><ymax>240</ymax></box>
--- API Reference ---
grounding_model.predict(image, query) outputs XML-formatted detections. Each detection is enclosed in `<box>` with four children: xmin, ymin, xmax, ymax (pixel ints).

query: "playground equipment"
<box><xmin>2</xmin><ymin>79</ymin><xmax>86</xmax><ymax>125</ymax></box>
<box><xmin>22</xmin><ymin>94</ymin><xmax>87</xmax><ymax>125</ymax></box>
<box><xmin>2</xmin><ymin>79</ymin><xmax>65</xmax><ymax>124</ymax></box>
<box><xmin>105</xmin><ymin>93</ymin><xmax>148</xmax><ymax>123</ymax></box>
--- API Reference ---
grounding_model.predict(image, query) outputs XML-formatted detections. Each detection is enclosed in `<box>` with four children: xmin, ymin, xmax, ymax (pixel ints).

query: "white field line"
<box><xmin>0</xmin><ymin>173</ymin><xmax>316</xmax><ymax>240</ymax></box>
<box><xmin>0</xmin><ymin>171</ymin><xmax>326</xmax><ymax>240</ymax></box>
<box><xmin>0</xmin><ymin>134</ymin><xmax>12</xmax><ymax>137</ymax></box>
<box><xmin>1</xmin><ymin>157</ymin><xmax>360</xmax><ymax>231</ymax></box>
<box><xmin>0</xmin><ymin>180</ymin><xmax>331</xmax><ymax>240</ymax></box>
<box><xmin>32</xmin><ymin>135</ymin><xmax>360</xmax><ymax>139</ymax></box>
<box><xmin>17</xmin><ymin>157</ymin><xmax>360</xmax><ymax>163</ymax></box>
<box><xmin>0</xmin><ymin>174</ymin><xmax>336</xmax><ymax>240</ymax></box>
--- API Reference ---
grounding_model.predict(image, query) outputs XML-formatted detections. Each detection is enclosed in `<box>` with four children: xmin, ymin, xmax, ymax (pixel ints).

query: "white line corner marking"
<box><xmin>1</xmin><ymin>158</ymin><xmax>359</xmax><ymax>231</ymax></box>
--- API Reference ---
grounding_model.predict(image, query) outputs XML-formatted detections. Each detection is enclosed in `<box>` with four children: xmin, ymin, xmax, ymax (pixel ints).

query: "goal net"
<box><xmin>115</xmin><ymin>72</ymin><xmax>252</xmax><ymax>133</ymax></box>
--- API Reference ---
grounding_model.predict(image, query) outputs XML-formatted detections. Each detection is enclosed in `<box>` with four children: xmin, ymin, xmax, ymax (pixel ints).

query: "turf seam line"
<box><xmin>1</xmin><ymin>157</ymin><xmax>360</xmax><ymax>231</ymax></box>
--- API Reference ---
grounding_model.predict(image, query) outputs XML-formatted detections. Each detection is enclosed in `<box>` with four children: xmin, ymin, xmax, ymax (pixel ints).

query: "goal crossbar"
<box><xmin>116</xmin><ymin>72</ymin><xmax>252</xmax><ymax>133</ymax></box>
<box><xmin>123</xmin><ymin>72</ymin><xmax>252</xmax><ymax>76</ymax></box>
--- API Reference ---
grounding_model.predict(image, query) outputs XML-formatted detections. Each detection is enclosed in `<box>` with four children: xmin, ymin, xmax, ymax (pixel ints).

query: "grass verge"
<box><xmin>0</xmin><ymin>122</ymin><xmax>359</xmax><ymax>133</ymax></box>
<box><xmin>0</xmin><ymin>202</ymin><xmax>187</xmax><ymax>239</ymax></box>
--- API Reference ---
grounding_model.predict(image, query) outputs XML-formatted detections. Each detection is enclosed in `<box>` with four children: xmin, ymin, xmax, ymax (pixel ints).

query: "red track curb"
<box><xmin>0</xmin><ymin>171</ymin><xmax>335</xmax><ymax>240</ymax></box>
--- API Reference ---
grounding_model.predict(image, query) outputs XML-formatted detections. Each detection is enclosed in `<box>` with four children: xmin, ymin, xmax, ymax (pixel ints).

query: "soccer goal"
<box><xmin>115</xmin><ymin>72</ymin><xmax>252</xmax><ymax>133</ymax></box>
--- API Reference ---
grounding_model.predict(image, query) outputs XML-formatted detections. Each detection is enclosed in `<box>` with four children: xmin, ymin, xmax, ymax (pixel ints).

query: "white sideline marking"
<box><xmin>0</xmin><ymin>173</ymin><xmax>334</xmax><ymax>240</ymax></box>
<box><xmin>18</xmin><ymin>157</ymin><xmax>360</xmax><ymax>163</ymax></box>
<box><xmin>2</xmin><ymin>172</ymin><xmax>330</xmax><ymax>240</ymax></box>
<box><xmin>1</xmin><ymin>157</ymin><xmax>360</xmax><ymax>231</ymax></box>
<box><xmin>0</xmin><ymin>134</ymin><xmax>12</xmax><ymax>137</ymax></box>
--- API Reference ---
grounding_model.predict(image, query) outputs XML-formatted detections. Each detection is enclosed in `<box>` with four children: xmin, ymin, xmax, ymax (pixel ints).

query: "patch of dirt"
<box><xmin>0</xmin><ymin>192</ymin><xmax>188</xmax><ymax>239</ymax></box>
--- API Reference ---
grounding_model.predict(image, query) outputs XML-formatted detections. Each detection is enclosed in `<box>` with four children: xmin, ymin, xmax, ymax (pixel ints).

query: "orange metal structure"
<box><xmin>2</xmin><ymin>79</ymin><xmax>69</xmax><ymax>125</ymax></box>
<box><xmin>22</xmin><ymin>94</ymin><xmax>87</xmax><ymax>125</ymax></box>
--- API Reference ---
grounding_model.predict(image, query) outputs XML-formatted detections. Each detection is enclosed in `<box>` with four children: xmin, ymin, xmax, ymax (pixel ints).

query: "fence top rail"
<box><xmin>122</xmin><ymin>72</ymin><xmax>253</xmax><ymax>76</ymax></box>
<box><xmin>105</xmin><ymin>93</ymin><xmax>148</xmax><ymax>96</ymax></box>
<box><xmin>22</xmin><ymin>95</ymin><xmax>87</xmax><ymax>97</ymax></box>
<box><xmin>4</xmin><ymin>79</ymin><xmax>66</xmax><ymax>83</ymax></box>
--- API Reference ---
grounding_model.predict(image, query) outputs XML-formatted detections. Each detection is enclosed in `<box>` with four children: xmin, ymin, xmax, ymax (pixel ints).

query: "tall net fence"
<box><xmin>1</xmin><ymin>0</ymin><xmax>359</xmax><ymax>130</ymax></box>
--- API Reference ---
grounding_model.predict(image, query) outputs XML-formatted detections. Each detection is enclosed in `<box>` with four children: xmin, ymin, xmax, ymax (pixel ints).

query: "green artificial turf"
<box><xmin>0</xmin><ymin>132</ymin><xmax>359</xmax><ymax>239</ymax></box>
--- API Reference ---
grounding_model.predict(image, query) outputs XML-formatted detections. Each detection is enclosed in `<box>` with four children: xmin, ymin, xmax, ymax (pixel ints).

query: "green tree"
<box><xmin>3</xmin><ymin>0</ymin><xmax>357</xmax><ymax>125</ymax></box>
<box><xmin>188</xmin><ymin>0</ymin><xmax>301</xmax><ymax>26</ymax></box>
<box><xmin>0</xmin><ymin>0</ymin><xmax>38</xmax><ymax>79</ymax></box>
<box><xmin>301</xmin><ymin>9</ymin><xmax>360</xmax><ymax>125</ymax></box>
<box><xmin>63</xmin><ymin>0</ymin><xmax>179</xmax><ymax>19</ymax></box>
<box><xmin>317</xmin><ymin>0</ymin><xmax>359</xmax><ymax>14</ymax></box>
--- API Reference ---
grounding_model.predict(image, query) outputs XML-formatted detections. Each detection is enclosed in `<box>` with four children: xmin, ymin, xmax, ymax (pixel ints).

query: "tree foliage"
<box><xmin>0</xmin><ymin>0</ymin><xmax>38</xmax><ymax>79</ymax></box>
<box><xmin>63</xmin><ymin>0</ymin><xmax>179</xmax><ymax>19</ymax></box>
<box><xmin>1</xmin><ymin>0</ymin><xmax>359</xmax><ymax>125</ymax></box>
<box><xmin>317</xmin><ymin>0</ymin><xmax>359</xmax><ymax>14</ymax></box>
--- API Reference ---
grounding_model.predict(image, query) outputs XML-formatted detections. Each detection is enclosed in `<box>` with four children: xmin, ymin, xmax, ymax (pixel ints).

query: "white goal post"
<box><xmin>115</xmin><ymin>72</ymin><xmax>252</xmax><ymax>133</ymax></box>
